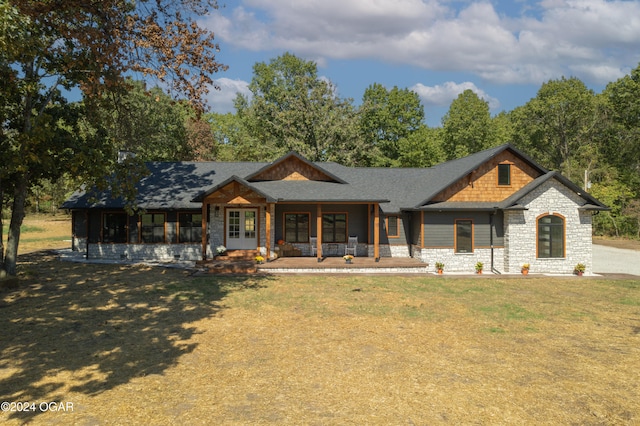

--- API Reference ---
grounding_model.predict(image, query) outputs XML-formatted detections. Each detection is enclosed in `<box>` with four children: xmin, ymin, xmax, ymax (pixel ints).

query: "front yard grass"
<box><xmin>1</xmin><ymin>253</ymin><xmax>639</xmax><ymax>424</ymax></box>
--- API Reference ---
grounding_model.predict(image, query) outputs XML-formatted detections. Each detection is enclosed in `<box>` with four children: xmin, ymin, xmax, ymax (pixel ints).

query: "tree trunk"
<box><xmin>0</xmin><ymin>177</ymin><xmax>4</xmax><ymax>276</ymax></box>
<box><xmin>607</xmin><ymin>212</ymin><xmax>620</xmax><ymax>238</ymax></box>
<box><xmin>3</xmin><ymin>173</ymin><xmax>29</xmax><ymax>276</ymax></box>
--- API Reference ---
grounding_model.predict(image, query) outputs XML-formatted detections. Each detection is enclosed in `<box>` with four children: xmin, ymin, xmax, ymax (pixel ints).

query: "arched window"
<box><xmin>537</xmin><ymin>214</ymin><xmax>565</xmax><ymax>258</ymax></box>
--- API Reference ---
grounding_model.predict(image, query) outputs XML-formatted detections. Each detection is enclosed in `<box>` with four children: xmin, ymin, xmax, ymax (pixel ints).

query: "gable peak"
<box><xmin>245</xmin><ymin>151</ymin><xmax>346</xmax><ymax>183</ymax></box>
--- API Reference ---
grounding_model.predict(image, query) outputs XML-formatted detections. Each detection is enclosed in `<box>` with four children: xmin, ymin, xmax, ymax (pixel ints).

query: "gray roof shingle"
<box><xmin>63</xmin><ymin>143</ymin><xmax>605</xmax><ymax>213</ymax></box>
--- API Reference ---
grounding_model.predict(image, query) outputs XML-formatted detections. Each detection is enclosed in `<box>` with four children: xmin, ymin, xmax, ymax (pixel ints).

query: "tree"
<box><xmin>396</xmin><ymin>126</ymin><xmax>446</xmax><ymax>168</ymax></box>
<box><xmin>186</xmin><ymin>116</ymin><xmax>218</xmax><ymax>162</ymax></box>
<box><xmin>95</xmin><ymin>80</ymin><xmax>193</xmax><ymax>161</ymax></box>
<box><xmin>441</xmin><ymin>89</ymin><xmax>494</xmax><ymax>160</ymax></box>
<box><xmin>601</xmin><ymin>63</ymin><xmax>640</xmax><ymax>187</ymax></box>
<box><xmin>235</xmin><ymin>53</ymin><xmax>363</xmax><ymax>163</ymax></box>
<box><xmin>510</xmin><ymin>77</ymin><xmax>602</xmax><ymax>182</ymax></box>
<box><xmin>0</xmin><ymin>0</ymin><xmax>226</xmax><ymax>276</ymax></box>
<box><xmin>590</xmin><ymin>178</ymin><xmax>634</xmax><ymax>237</ymax></box>
<box><xmin>205</xmin><ymin>112</ymin><xmax>261</xmax><ymax>161</ymax></box>
<box><xmin>359</xmin><ymin>83</ymin><xmax>425</xmax><ymax>166</ymax></box>
<box><xmin>491</xmin><ymin>111</ymin><xmax>515</xmax><ymax>146</ymax></box>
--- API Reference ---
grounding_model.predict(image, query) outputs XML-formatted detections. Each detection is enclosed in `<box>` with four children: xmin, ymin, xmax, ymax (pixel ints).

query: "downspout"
<box><xmin>490</xmin><ymin>208</ymin><xmax>501</xmax><ymax>275</ymax></box>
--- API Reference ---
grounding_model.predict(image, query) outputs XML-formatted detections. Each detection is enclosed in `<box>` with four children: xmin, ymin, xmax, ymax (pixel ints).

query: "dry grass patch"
<box><xmin>2</xmin><ymin>214</ymin><xmax>71</xmax><ymax>255</ymax></box>
<box><xmin>594</xmin><ymin>236</ymin><xmax>640</xmax><ymax>251</ymax></box>
<box><xmin>1</xmin><ymin>256</ymin><xmax>639</xmax><ymax>424</ymax></box>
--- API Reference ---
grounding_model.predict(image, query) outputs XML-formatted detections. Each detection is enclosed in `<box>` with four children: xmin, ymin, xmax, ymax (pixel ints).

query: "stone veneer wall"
<box><xmin>504</xmin><ymin>179</ymin><xmax>592</xmax><ymax>274</ymax></box>
<box><xmin>209</xmin><ymin>204</ymin><xmax>225</xmax><ymax>254</ymax></box>
<box><xmin>412</xmin><ymin>246</ymin><xmax>503</xmax><ymax>273</ymax></box>
<box><xmin>369</xmin><ymin>244</ymin><xmax>410</xmax><ymax>258</ymax></box>
<box><xmin>83</xmin><ymin>240</ymin><xmax>202</xmax><ymax>261</ymax></box>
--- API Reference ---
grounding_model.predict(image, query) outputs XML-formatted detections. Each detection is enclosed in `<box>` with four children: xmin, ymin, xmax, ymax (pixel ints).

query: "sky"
<box><xmin>200</xmin><ymin>0</ymin><xmax>640</xmax><ymax>127</ymax></box>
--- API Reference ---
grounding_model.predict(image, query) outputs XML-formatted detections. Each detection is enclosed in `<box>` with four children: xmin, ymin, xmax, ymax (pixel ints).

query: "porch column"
<box><xmin>316</xmin><ymin>204</ymin><xmax>323</xmax><ymax>262</ymax></box>
<box><xmin>421</xmin><ymin>211</ymin><xmax>425</xmax><ymax>248</ymax></box>
<box><xmin>265</xmin><ymin>203</ymin><xmax>272</xmax><ymax>259</ymax></box>
<box><xmin>374</xmin><ymin>203</ymin><xmax>380</xmax><ymax>261</ymax></box>
<box><xmin>201</xmin><ymin>201</ymin><xmax>208</xmax><ymax>260</ymax></box>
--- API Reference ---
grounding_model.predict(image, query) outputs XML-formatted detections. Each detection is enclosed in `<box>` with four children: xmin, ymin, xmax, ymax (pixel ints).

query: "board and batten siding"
<box><xmin>422</xmin><ymin>211</ymin><xmax>504</xmax><ymax>248</ymax></box>
<box><xmin>379</xmin><ymin>212</ymin><xmax>409</xmax><ymax>245</ymax></box>
<box><xmin>275</xmin><ymin>204</ymin><xmax>369</xmax><ymax>243</ymax></box>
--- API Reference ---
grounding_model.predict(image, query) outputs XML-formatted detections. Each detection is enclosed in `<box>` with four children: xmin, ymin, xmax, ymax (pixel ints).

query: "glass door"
<box><xmin>226</xmin><ymin>208</ymin><xmax>258</xmax><ymax>250</ymax></box>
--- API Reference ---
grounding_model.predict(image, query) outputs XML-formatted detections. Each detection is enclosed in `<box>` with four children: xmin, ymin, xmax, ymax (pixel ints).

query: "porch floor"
<box><xmin>257</xmin><ymin>256</ymin><xmax>430</xmax><ymax>274</ymax></box>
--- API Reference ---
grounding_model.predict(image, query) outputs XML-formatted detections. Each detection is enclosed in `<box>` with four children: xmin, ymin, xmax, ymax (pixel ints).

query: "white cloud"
<box><xmin>204</xmin><ymin>0</ymin><xmax>640</xmax><ymax>86</ymax></box>
<box><xmin>411</xmin><ymin>82</ymin><xmax>500</xmax><ymax>110</ymax></box>
<box><xmin>205</xmin><ymin>78</ymin><xmax>251</xmax><ymax>113</ymax></box>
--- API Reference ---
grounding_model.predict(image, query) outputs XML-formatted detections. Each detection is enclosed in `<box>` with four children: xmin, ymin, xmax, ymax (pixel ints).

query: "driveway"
<box><xmin>592</xmin><ymin>244</ymin><xmax>640</xmax><ymax>276</ymax></box>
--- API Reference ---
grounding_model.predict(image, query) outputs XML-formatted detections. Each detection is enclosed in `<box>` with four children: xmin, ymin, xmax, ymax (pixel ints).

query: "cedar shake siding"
<box><xmin>433</xmin><ymin>150</ymin><xmax>542</xmax><ymax>202</ymax></box>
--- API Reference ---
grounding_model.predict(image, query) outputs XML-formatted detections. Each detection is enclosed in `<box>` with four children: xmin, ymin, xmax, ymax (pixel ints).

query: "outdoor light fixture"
<box><xmin>214</xmin><ymin>206</ymin><xmax>220</xmax><ymax>217</ymax></box>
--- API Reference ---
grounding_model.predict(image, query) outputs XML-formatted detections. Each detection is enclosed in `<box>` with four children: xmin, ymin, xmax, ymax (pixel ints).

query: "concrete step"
<box><xmin>214</xmin><ymin>250</ymin><xmax>260</xmax><ymax>261</ymax></box>
<box><xmin>208</xmin><ymin>260</ymin><xmax>257</xmax><ymax>274</ymax></box>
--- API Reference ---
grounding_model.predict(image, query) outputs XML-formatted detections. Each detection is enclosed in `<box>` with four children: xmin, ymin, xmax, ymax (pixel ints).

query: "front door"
<box><xmin>226</xmin><ymin>208</ymin><xmax>258</xmax><ymax>250</ymax></box>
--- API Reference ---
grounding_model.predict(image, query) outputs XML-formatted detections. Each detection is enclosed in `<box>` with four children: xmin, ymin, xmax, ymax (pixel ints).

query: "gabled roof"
<box><xmin>62</xmin><ymin>143</ymin><xmax>606</xmax><ymax>213</ymax></box>
<box><xmin>192</xmin><ymin>175</ymin><xmax>277</xmax><ymax>203</ymax></box>
<box><xmin>415</xmin><ymin>171</ymin><xmax>609</xmax><ymax>212</ymax></box>
<box><xmin>502</xmin><ymin>171</ymin><xmax>609</xmax><ymax>211</ymax></box>
<box><xmin>412</xmin><ymin>143</ymin><xmax>548</xmax><ymax>207</ymax></box>
<box><xmin>245</xmin><ymin>151</ymin><xmax>346</xmax><ymax>183</ymax></box>
<box><xmin>62</xmin><ymin>162</ymin><xmax>231</xmax><ymax>210</ymax></box>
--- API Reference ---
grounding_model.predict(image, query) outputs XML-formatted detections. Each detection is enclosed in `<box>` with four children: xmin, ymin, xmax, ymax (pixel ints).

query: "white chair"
<box><xmin>345</xmin><ymin>236</ymin><xmax>357</xmax><ymax>256</ymax></box>
<box><xmin>310</xmin><ymin>237</ymin><xmax>317</xmax><ymax>256</ymax></box>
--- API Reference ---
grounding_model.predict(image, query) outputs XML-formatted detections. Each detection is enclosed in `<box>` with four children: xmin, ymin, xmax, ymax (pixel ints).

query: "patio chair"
<box><xmin>310</xmin><ymin>237</ymin><xmax>317</xmax><ymax>256</ymax></box>
<box><xmin>345</xmin><ymin>236</ymin><xmax>357</xmax><ymax>256</ymax></box>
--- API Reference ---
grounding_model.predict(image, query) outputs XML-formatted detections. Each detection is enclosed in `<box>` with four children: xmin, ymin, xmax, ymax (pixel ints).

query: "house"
<box><xmin>61</xmin><ymin>143</ymin><xmax>608</xmax><ymax>274</ymax></box>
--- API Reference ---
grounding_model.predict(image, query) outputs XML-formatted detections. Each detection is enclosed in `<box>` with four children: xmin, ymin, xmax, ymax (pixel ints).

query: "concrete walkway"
<box><xmin>592</xmin><ymin>244</ymin><xmax>640</xmax><ymax>276</ymax></box>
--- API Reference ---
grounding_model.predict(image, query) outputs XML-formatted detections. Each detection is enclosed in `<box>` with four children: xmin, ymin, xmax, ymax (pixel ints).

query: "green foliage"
<box><xmin>510</xmin><ymin>77</ymin><xmax>602</xmax><ymax>181</ymax></box>
<box><xmin>359</xmin><ymin>83</ymin><xmax>426</xmax><ymax>166</ymax></box>
<box><xmin>236</xmin><ymin>53</ymin><xmax>364</xmax><ymax>163</ymax></box>
<box><xmin>204</xmin><ymin>112</ymin><xmax>254</xmax><ymax>161</ymax></box>
<box><xmin>0</xmin><ymin>0</ymin><xmax>226</xmax><ymax>275</ymax></box>
<box><xmin>396</xmin><ymin>126</ymin><xmax>446</xmax><ymax>167</ymax></box>
<box><xmin>441</xmin><ymin>90</ymin><xmax>494</xmax><ymax>160</ymax></box>
<box><xmin>93</xmin><ymin>80</ymin><xmax>193</xmax><ymax>162</ymax></box>
<box><xmin>601</xmin><ymin>64</ymin><xmax>640</xmax><ymax>186</ymax></box>
<box><xmin>590</xmin><ymin>179</ymin><xmax>635</xmax><ymax>237</ymax></box>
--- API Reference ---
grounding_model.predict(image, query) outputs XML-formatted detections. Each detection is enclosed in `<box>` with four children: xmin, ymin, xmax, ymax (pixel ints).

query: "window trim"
<box><xmin>322</xmin><ymin>212</ymin><xmax>348</xmax><ymax>243</ymax></box>
<box><xmin>101</xmin><ymin>212</ymin><xmax>128</xmax><ymax>244</ymax></box>
<box><xmin>139</xmin><ymin>212</ymin><xmax>167</xmax><ymax>244</ymax></box>
<box><xmin>536</xmin><ymin>213</ymin><xmax>566</xmax><ymax>259</ymax></box>
<box><xmin>283</xmin><ymin>212</ymin><xmax>310</xmax><ymax>243</ymax></box>
<box><xmin>386</xmin><ymin>215</ymin><xmax>400</xmax><ymax>238</ymax></box>
<box><xmin>177</xmin><ymin>212</ymin><xmax>203</xmax><ymax>244</ymax></box>
<box><xmin>454</xmin><ymin>218</ymin><xmax>474</xmax><ymax>254</ymax></box>
<box><xmin>497</xmin><ymin>162</ymin><xmax>512</xmax><ymax>186</ymax></box>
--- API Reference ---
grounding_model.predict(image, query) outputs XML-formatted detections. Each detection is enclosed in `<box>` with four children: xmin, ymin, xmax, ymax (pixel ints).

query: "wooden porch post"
<box><xmin>265</xmin><ymin>203</ymin><xmax>272</xmax><ymax>260</ymax></box>
<box><xmin>373</xmin><ymin>203</ymin><xmax>380</xmax><ymax>261</ymax></box>
<box><xmin>420</xmin><ymin>210</ymin><xmax>425</xmax><ymax>248</ymax></box>
<box><xmin>316</xmin><ymin>204</ymin><xmax>323</xmax><ymax>262</ymax></box>
<box><xmin>201</xmin><ymin>201</ymin><xmax>208</xmax><ymax>260</ymax></box>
